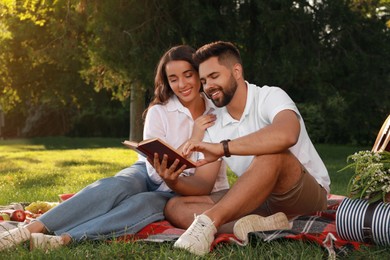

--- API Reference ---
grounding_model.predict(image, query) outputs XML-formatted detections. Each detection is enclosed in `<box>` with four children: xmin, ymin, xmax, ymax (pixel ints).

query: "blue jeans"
<box><xmin>37</xmin><ymin>161</ymin><xmax>174</xmax><ymax>242</ymax></box>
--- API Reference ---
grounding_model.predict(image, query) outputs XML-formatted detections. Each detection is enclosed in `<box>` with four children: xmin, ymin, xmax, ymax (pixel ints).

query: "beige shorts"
<box><xmin>210</xmin><ymin>167</ymin><xmax>327</xmax><ymax>219</ymax></box>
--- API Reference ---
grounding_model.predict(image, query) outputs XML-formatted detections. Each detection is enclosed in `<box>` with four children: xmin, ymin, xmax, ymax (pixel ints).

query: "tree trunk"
<box><xmin>129</xmin><ymin>81</ymin><xmax>145</xmax><ymax>141</ymax></box>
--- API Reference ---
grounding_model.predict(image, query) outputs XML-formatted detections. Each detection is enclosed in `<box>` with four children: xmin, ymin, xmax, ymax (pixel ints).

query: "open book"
<box><xmin>122</xmin><ymin>138</ymin><xmax>196</xmax><ymax>170</ymax></box>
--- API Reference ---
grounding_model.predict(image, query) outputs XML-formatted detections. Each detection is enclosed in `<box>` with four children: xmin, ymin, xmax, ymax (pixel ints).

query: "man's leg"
<box><xmin>205</xmin><ymin>151</ymin><xmax>302</xmax><ymax>228</ymax></box>
<box><xmin>165</xmin><ymin>189</ymin><xmax>228</xmax><ymax>229</ymax></box>
<box><xmin>262</xmin><ymin>167</ymin><xmax>327</xmax><ymax>218</ymax></box>
<box><xmin>232</xmin><ymin>166</ymin><xmax>327</xmax><ymax>243</ymax></box>
<box><xmin>173</xmin><ymin>151</ymin><xmax>302</xmax><ymax>255</ymax></box>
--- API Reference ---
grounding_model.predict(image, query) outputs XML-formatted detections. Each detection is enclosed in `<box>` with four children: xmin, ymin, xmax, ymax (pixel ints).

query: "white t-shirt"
<box><xmin>204</xmin><ymin>82</ymin><xmax>330</xmax><ymax>193</ymax></box>
<box><xmin>142</xmin><ymin>93</ymin><xmax>229</xmax><ymax>192</ymax></box>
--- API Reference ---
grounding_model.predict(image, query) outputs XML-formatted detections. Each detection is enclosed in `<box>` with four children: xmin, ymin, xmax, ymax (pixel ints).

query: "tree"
<box><xmin>233</xmin><ymin>0</ymin><xmax>389</xmax><ymax>144</ymax></box>
<box><xmin>80</xmin><ymin>0</ymin><xmax>239</xmax><ymax>140</ymax></box>
<box><xmin>0</xmin><ymin>0</ymin><xmax>96</xmax><ymax>136</ymax></box>
<box><xmin>80</xmin><ymin>1</ymin><xmax>167</xmax><ymax>140</ymax></box>
<box><xmin>0</xmin><ymin>0</ymin><xmax>388</xmax><ymax>144</ymax></box>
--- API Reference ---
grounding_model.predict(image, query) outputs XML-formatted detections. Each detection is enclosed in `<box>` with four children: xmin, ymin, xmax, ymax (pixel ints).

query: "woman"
<box><xmin>0</xmin><ymin>45</ymin><xmax>228</xmax><ymax>251</ymax></box>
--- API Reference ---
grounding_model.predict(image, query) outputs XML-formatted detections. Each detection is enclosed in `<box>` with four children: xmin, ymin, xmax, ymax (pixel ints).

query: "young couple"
<box><xmin>0</xmin><ymin>41</ymin><xmax>330</xmax><ymax>256</ymax></box>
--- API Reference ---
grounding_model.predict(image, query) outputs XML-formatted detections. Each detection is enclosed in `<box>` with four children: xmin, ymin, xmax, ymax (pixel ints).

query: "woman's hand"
<box><xmin>190</xmin><ymin>114</ymin><xmax>216</xmax><ymax>142</ymax></box>
<box><xmin>152</xmin><ymin>153</ymin><xmax>186</xmax><ymax>187</ymax></box>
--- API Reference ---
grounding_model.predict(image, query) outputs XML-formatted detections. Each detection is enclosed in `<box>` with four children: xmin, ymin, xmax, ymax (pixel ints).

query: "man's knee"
<box><xmin>165</xmin><ymin>195</ymin><xmax>217</xmax><ymax>228</ymax></box>
<box><xmin>164</xmin><ymin>197</ymin><xmax>178</xmax><ymax>217</ymax></box>
<box><xmin>250</xmin><ymin>151</ymin><xmax>302</xmax><ymax>193</ymax></box>
<box><xmin>164</xmin><ymin>197</ymin><xmax>188</xmax><ymax>227</ymax></box>
<box><xmin>164</xmin><ymin>197</ymin><xmax>185</xmax><ymax>219</ymax></box>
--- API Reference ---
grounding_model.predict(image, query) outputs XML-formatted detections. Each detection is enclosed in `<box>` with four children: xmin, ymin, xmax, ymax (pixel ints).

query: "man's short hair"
<box><xmin>194</xmin><ymin>41</ymin><xmax>242</xmax><ymax>68</ymax></box>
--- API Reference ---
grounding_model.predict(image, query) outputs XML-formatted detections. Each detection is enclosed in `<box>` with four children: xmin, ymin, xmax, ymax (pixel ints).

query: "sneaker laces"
<box><xmin>186</xmin><ymin>214</ymin><xmax>214</xmax><ymax>242</ymax></box>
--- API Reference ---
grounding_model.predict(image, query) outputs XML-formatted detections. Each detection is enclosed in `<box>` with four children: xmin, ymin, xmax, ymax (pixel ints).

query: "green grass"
<box><xmin>1</xmin><ymin>137</ymin><xmax>389</xmax><ymax>259</ymax></box>
<box><xmin>316</xmin><ymin>143</ymin><xmax>370</xmax><ymax>196</ymax></box>
<box><xmin>0</xmin><ymin>137</ymin><xmax>131</xmax><ymax>204</ymax></box>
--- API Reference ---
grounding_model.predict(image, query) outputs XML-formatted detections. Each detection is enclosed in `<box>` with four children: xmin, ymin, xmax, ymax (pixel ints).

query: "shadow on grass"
<box><xmin>0</xmin><ymin>137</ymin><xmax>126</xmax><ymax>150</ymax></box>
<box><xmin>56</xmin><ymin>159</ymin><xmax>122</xmax><ymax>168</ymax></box>
<box><xmin>0</xmin><ymin>166</ymin><xmax>23</xmax><ymax>175</ymax></box>
<box><xmin>11</xmin><ymin>156</ymin><xmax>42</xmax><ymax>164</ymax></box>
<box><xmin>0</xmin><ymin>159</ymin><xmax>25</xmax><ymax>174</ymax></box>
<box><xmin>17</xmin><ymin>172</ymin><xmax>63</xmax><ymax>189</ymax></box>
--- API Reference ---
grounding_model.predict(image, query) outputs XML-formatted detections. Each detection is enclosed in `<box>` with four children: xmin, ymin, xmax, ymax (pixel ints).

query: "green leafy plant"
<box><xmin>340</xmin><ymin>150</ymin><xmax>390</xmax><ymax>203</ymax></box>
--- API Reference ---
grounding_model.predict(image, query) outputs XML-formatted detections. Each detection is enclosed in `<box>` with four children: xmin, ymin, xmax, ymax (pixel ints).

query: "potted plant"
<box><xmin>340</xmin><ymin>150</ymin><xmax>390</xmax><ymax>203</ymax></box>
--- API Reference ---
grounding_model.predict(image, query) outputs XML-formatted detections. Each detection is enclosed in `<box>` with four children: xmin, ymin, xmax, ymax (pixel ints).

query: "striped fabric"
<box><xmin>117</xmin><ymin>194</ymin><xmax>365</xmax><ymax>257</ymax></box>
<box><xmin>336</xmin><ymin>197</ymin><xmax>390</xmax><ymax>246</ymax></box>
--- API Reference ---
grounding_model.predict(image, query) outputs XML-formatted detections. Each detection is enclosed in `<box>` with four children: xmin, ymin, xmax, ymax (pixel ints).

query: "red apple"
<box><xmin>10</xmin><ymin>210</ymin><xmax>26</xmax><ymax>222</ymax></box>
<box><xmin>59</xmin><ymin>193</ymin><xmax>74</xmax><ymax>202</ymax></box>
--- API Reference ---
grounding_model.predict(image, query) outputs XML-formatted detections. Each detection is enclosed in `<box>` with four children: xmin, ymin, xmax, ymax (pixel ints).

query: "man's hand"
<box><xmin>182</xmin><ymin>140</ymin><xmax>224</xmax><ymax>167</ymax></box>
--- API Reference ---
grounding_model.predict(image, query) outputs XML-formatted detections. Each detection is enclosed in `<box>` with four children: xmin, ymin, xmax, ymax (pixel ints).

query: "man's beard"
<box><xmin>208</xmin><ymin>74</ymin><xmax>238</xmax><ymax>107</ymax></box>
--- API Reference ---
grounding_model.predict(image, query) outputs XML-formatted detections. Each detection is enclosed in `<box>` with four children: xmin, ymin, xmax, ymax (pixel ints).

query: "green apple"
<box><xmin>0</xmin><ymin>213</ymin><xmax>10</xmax><ymax>221</ymax></box>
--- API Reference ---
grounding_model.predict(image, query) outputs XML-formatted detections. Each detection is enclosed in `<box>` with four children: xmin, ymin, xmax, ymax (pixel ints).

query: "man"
<box><xmin>156</xmin><ymin>41</ymin><xmax>330</xmax><ymax>256</ymax></box>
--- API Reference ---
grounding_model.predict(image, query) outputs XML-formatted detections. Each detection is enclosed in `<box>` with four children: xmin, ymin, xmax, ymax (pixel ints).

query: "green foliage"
<box><xmin>1</xmin><ymin>0</ymin><xmax>87</xmax><ymax>108</ymax></box>
<box><xmin>0</xmin><ymin>0</ymin><xmax>389</xmax><ymax>143</ymax></box>
<box><xmin>81</xmin><ymin>0</ymin><xmax>169</xmax><ymax>98</ymax></box>
<box><xmin>236</xmin><ymin>0</ymin><xmax>390</xmax><ymax>145</ymax></box>
<box><xmin>297</xmin><ymin>103</ymin><xmax>327</xmax><ymax>143</ymax></box>
<box><xmin>69</xmin><ymin>99</ymin><xmax>130</xmax><ymax>137</ymax></box>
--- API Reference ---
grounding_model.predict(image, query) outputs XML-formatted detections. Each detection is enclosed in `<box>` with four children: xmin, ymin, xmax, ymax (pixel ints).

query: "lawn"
<box><xmin>1</xmin><ymin>137</ymin><xmax>389</xmax><ymax>259</ymax></box>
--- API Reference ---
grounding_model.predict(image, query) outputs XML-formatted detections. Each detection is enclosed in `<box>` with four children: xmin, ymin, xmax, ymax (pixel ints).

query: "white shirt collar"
<box><xmin>166</xmin><ymin>93</ymin><xmax>216</xmax><ymax>117</ymax></box>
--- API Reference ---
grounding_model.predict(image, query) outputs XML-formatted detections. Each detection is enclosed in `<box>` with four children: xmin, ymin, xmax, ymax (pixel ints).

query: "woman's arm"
<box><xmin>153</xmin><ymin>153</ymin><xmax>222</xmax><ymax>195</ymax></box>
<box><xmin>176</xmin><ymin>113</ymin><xmax>216</xmax><ymax>153</ymax></box>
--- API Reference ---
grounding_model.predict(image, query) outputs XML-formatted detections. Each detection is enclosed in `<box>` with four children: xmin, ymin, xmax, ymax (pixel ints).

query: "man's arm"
<box><xmin>182</xmin><ymin>110</ymin><xmax>300</xmax><ymax>166</ymax></box>
<box><xmin>229</xmin><ymin>109</ymin><xmax>300</xmax><ymax>156</ymax></box>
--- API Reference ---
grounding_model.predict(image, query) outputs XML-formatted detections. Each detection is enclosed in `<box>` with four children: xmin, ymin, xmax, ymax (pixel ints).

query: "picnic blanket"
<box><xmin>115</xmin><ymin>194</ymin><xmax>365</xmax><ymax>258</ymax></box>
<box><xmin>1</xmin><ymin>194</ymin><xmax>365</xmax><ymax>258</ymax></box>
<box><xmin>247</xmin><ymin>194</ymin><xmax>365</xmax><ymax>258</ymax></box>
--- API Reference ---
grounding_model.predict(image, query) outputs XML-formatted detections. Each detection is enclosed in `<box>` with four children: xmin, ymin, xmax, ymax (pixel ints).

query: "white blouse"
<box><xmin>142</xmin><ymin>93</ymin><xmax>229</xmax><ymax>192</ymax></box>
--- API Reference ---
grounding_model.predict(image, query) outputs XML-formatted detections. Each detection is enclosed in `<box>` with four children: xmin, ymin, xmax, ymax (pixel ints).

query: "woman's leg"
<box><xmin>36</xmin><ymin>161</ymin><xmax>149</xmax><ymax>236</ymax></box>
<box><xmin>65</xmin><ymin>191</ymin><xmax>175</xmax><ymax>242</ymax></box>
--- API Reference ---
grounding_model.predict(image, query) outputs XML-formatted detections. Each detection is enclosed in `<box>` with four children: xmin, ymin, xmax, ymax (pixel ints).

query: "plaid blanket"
<box><xmin>116</xmin><ymin>194</ymin><xmax>364</xmax><ymax>258</ymax></box>
<box><xmin>248</xmin><ymin>195</ymin><xmax>365</xmax><ymax>258</ymax></box>
<box><xmin>1</xmin><ymin>194</ymin><xmax>364</xmax><ymax>257</ymax></box>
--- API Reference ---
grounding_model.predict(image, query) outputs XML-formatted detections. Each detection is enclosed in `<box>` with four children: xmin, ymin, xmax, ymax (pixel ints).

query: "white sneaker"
<box><xmin>30</xmin><ymin>233</ymin><xmax>64</xmax><ymax>251</ymax></box>
<box><xmin>233</xmin><ymin>212</ymin><xmax>290</xmax><ymax>244</ymax></box>
<box><xmin>0</xmin><ymin>226</ymin><xmax>30</xmax><ymax>251</ymax></box>
<box><xmin>173</xmin><ymin>214</ymin><xmax>217</xmax><ymax>256</ymax></box>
